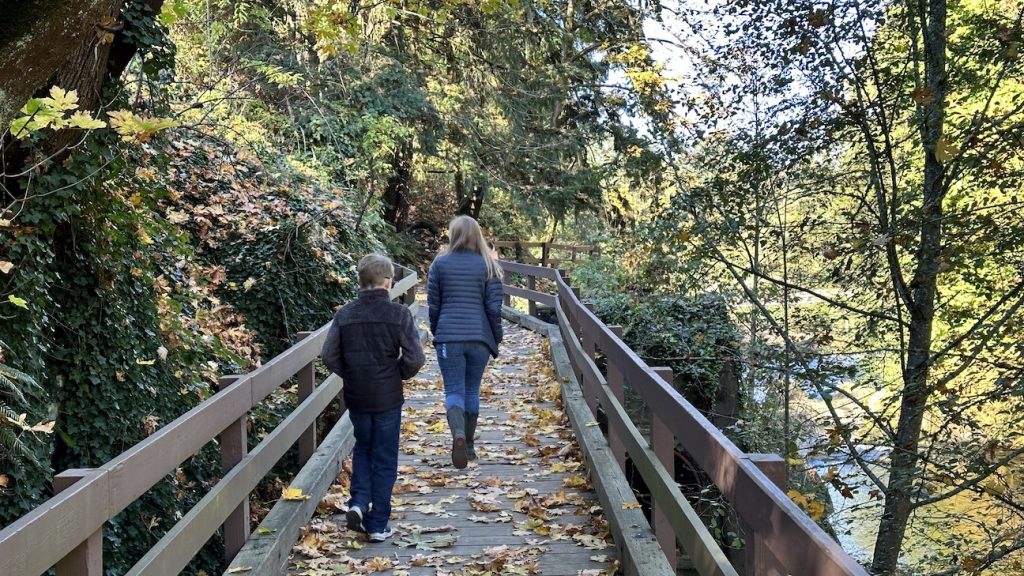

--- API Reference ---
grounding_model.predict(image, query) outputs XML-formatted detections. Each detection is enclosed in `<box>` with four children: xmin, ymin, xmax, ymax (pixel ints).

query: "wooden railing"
<box><xmin>492</xmin><ymin>240</ymin><xmax>599</xmax><ymax>267</ymax></box>
<box><xmin>500</xmin><ymin>260</ymin><xmax>869</xmax><ymax>576</ymax></box>
<box><xmin>0</xmin><ymin>264</ymin><xmax>420</xmax><ymax>576</ymax></box>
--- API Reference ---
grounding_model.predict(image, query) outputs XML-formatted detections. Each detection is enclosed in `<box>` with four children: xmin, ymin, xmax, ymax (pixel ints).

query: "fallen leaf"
<box><xmin>0</xmin><ymin>261</ymin><xmax>13</xmax><ymax>274</ymax></box>
<box><xmin>282</xmin><ymin>486</ymin><xmax>311</xmax><ymax>501</ymax></box>
<box><xmin>621</xmin><ymin>501</ymin><xmax>641</xmax><ymax>510</ymax></box>
<box><xmin>226</xmin><ymin>568</ymin><xmax>252</xmax><ymax>574</ymax></box>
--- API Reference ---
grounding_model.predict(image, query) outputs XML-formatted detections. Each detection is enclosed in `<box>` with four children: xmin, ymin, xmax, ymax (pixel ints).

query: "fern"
<box><xmin>0</xmin><ymin>352</ymin><xmax>46</xmax><ymax>468</ymax></box>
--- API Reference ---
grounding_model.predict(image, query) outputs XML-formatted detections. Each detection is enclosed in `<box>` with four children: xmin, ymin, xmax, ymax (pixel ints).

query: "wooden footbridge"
<box><xmin>0</xmin><ymin>260</ymin><xmax>869</xmax><ymax>576</ymax></box>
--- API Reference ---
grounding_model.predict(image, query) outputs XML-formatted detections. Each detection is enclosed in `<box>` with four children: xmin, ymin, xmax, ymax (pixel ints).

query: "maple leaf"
<box><xmin>935</xmin><ymin>135</ymin><xmax>959</xmax><ymax>164</ymax></box>
<box><xmin>282</xmin><ymin>486</ymin><xmax>311</xmax><ymax>501</ymax></box>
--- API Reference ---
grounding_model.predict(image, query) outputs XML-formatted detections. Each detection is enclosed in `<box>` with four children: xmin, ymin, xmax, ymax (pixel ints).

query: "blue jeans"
<box><xmin>437</xmin><ymin>341</ymin><xmax>490</xmax><ymax>413</ymax></box>
<box><xmin>348</xmin><ymin>406</ymin><xmax>401</xmax><ymax>532</ymax></box>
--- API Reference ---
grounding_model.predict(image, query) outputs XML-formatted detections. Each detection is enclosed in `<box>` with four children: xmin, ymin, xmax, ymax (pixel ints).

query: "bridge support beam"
<box><xmin>54</xmin><ymin>469</ymin><xmax>103</xmax><ymax>576</ymax></box>
<box><xmin>606</xmin><ymin>326</ymin><xmax>626</xmax><ymax>470</ymax></box>
<box><xmin>296</xmin><ymin>331</ymin><xmax>318</xmax><ymax>465</ymax></box>
<box><xmin>218</xmin><ymin>375</ymin><xmax>249</xmax><ymax>562</ymax></box>
<box><xmin>651</xmin><ymin>367</ymin><xmax>678</xmax><ymax>572</ymax></box>
<box><xmin>744</xmin><ymin>454</ymin><xmax>787</xmax><ymax>575</ymax></box>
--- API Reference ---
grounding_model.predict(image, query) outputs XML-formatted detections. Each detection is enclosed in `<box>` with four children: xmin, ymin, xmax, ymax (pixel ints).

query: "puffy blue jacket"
<box><xmin>428</xmin><ymin>250</ymin><xmax>504</xmax><ymax>357</ymax></box>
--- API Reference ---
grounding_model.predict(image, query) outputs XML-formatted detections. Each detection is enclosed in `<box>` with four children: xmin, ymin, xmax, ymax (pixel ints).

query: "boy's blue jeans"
<box><xmin>437</xmin><ymin>341</ymin><xmax>491</xmax><ymax>413</ymax></box>
<box><xmin>347</xmin><ymin>406</ymin><xmax>401</xmax><ymax>533</ymax></box>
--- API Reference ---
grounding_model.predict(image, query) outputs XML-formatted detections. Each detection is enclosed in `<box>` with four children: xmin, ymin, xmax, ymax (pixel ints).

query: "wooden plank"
<box><xmin>0</xmin><ymin>469</ymin><xmax>109</xmax><ymax>576</ymax></box>
<box><xmin>226</xmin><ymin>412</ymin><xmax>355</xmax><ymax>576</ymax></box>
<box><xmin>127</xmin><ymin>376</ymin><xmax>344</xmax><ymax>576</ymax></box>
<box><xmin>605</xmin><ymin>326</ymin><xmax>627</xmax><ymax>469</ymax></box>
<box><xmin>218</xmin><ymin>375</ymin><xmax>249</xmax><ymax>563</ymax></box>
<box><xmin>296</xmin><ymin>333</ymin><xmax>317</xmax><ymax>465</ymax></box>
<box><xmin>544</xmin><ymin>324</ymin><xmax>673</xmax><ymax>576</ymax></box>
<box><xmin>744</xmin><ymin>455</ymin><xmax>787</xmax><ymax>576</ymax></box>
<box><xmin>503</xmin><ymin>284</ymin><xmax>556</xmax><ymax>307</ymax></box>
<box><xmin>54</xmin><ymin>470</ymin><xmax>103</xmax><ymax>576</ymax></box>
<box><xmin>651</xmin><ymin>367</ymin><xmax>678</xmax><ymax>573</ymax></box>
<box><xmin>496</xmin><ymin>260</ymin><xmax>561</xmax><ymax>280</ymax></box>
<box><xmin>391</xmin><ymin>272</ymin><xmax>418</xmax><ymax>299</ymax></box>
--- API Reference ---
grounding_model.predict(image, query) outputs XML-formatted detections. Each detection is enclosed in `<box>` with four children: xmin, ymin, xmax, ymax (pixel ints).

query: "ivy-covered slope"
<box><xmin>0</xmin><ymin>124</ymin><xmax>383</xmax><ymax>572</ymax></box>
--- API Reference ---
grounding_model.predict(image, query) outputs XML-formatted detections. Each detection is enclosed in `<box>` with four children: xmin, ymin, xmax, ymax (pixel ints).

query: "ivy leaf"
<box><xmin>7</xmin><ymin>295</ymin><xmax>28</xmax><ymax>309</ymax></box>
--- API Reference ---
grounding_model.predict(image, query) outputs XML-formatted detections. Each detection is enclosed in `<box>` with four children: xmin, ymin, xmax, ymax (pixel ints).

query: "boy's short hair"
<box><xmin>357</xmin><ymin>254</ymin><xmax>394</xmax><ymax>288</ymax></box>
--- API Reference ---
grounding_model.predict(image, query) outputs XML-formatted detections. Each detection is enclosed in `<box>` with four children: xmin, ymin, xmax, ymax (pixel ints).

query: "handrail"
<box><xmin>0</xmin><ymin>263</ymin><xmax>420</xmax><ymax>576</ymax></box>
<box><xmin>492</xmin><ymin>240</ymin><xmax>599</xmax><ymax>267</ymax></box>
<box><xmin>500</xmin><ymin>260</ymin><xmax>869</xmax><ymax>576</ymax></box>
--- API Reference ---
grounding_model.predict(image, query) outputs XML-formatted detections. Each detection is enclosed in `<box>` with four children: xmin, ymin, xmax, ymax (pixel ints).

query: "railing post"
<box><xmin>54</xmin><ymin>470</ymin><xmax>102</xmax><ymax>576</ymax></box>
<box><xmin>218</xmin><ymin>375</ymin><xmax>249</xmax><ymax>562</ymax></box>
<box><xmin>527</xmin><ymin>273</ymin><xmax>537</xmax><ymax>316</ymax></box>
<box><xmin>606</xmin><ymin>326</ymin><xmax>626</xmax><ymax>469</ymax></box>
<box><xmin>580</xmin><ymin>303</ymin><xmax>599</xmax><ymax>414</ymax></box>
<box><xmin>745</xmin><ymin>454</ymin><xmax>787</xmax><ymax>576</ymax></box>
<box><xmin>502</xmin><ymin>272</ymin><xmax>512</xmax><ymax>306</ymax></box>
<box><xmin>296</xmin><ymin>331</ymin><xmax>317</xmax><ymax>465</ymax></box>
<box><xmin>651</xmin><ymin>367</ymin><xmax>678</xmax><ymax>571</ymax></box>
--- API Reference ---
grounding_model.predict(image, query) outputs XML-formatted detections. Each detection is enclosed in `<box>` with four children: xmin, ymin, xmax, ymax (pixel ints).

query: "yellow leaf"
<box><xmin>935</xmin><ymin>136</ymin><xmax>959</xmax><ymax>164</ymax></box>
<box><xmin>677</xmin><ymin>230</ymin><xmax>691</xmax><ymax>243</ymax></box>
<box><xmin>0</xmin><ymin>261</ymin><xmax>13</xmax><ymax>274</ymax></box>
<box><xmin>584</xmin><ymin>421</ymin><xmax>599</xmax><ymax>427</ymax></box>
<box><xmin>29</xmin><ymin>421</ymin><xmax>55</xmax><ymax>434</ymax></box>
<box><xmin>136</xmin><ymin>358</ymin><xmax>156</xmax><ymax>365</ymax></box>
<box><xmin>621</xmin><ymin>501</ymin><xmax>641</xmax><ymax>510</ymax></box>
<box><xmin>282</xmin><ymin>486</ymin><xmax>310</xmax><ymax>501</ymax></box>
<box><xmin>138</xmin><ymin>227</ymin><xmax>154</xmax><ymax>245</ymax></box>
<box><xmin>242</xmin><ymin>277</ymin><xmax>257</xmax><ymax>292</ymax></box>
<box><xmin>0</xmin><ymin>474</ymin><xmax>8</xmax><ymax>488</ymax></box>
<box><xmin>226</xmin><ymin>568</ymin><xmax>252</xmax><ymax>574</ymax></box>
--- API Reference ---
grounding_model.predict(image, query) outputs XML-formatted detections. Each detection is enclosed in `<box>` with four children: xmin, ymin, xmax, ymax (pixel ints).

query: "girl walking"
<box><xmin>427</xmin><ymin>216</ymin><xmax>504</xmax><ymax>469</ymax></box>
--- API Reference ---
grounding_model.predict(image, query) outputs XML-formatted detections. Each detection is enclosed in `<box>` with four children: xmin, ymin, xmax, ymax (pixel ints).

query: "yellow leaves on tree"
<box><xmin>107</xmin><ymin>111</ymin><xmax>179</xmax><ymax>143</ymax></box>
<box><xmin>935</xmin><ymin>135</ymin><xmax>959</xmax><ymax>164</ymax></box>
<box><xmin>787</xmin><ymin>489</ymin><xmax>826</xmax><ymax>522</ymax></box>
<box><xmin>10</xmin><ymin>87</ymin><xmax>106</xmax><ymax>139</ymax></box>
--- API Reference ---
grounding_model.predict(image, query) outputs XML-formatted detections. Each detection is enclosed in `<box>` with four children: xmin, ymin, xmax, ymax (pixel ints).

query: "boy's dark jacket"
<box><xmin>321</xmin><ymin>288</ymin><xmax>425</xmax><ymax>413</ymax></box>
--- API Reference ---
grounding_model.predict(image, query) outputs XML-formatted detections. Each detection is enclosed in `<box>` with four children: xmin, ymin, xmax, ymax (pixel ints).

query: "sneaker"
<box><xmin>367</xmin><ymin>527</ymin><xmax>394</xmax><ymax>542</ymax></box>
<box><xmin>346</xmin><ymin>505</ymin><xmax>364</xmax><ymax>532</ymax></box>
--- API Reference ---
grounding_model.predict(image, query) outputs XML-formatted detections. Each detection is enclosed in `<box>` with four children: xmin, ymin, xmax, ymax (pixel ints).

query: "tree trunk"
<box><xmin>871</xmin><ymin>1</ymin><xmax>947</xmax><ymax>572</ymax></box>
<box><xmin>0</xmin><ymin>0</ymin><xmax>116</xmax><ymax>130</ymax></box>
<box><xmin>381</xmin><ymin>140</ymin><xmax>413</xmax><ymax>229</ymax></box>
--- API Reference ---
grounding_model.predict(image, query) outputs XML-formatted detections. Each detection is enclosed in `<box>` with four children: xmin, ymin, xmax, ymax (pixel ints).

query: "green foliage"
<box><xmin>587</xmin><ymin>291</ymin><xmax>738</xmax><ymax>412</ymax></box>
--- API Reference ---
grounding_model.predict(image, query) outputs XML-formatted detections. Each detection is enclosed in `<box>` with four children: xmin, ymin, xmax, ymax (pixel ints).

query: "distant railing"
<box><xmin>499</xmin><ymin>260</ymin><xmax>869</xmax><ymax>576</ymax></box>
<box><xmin>0</xmin><ymin>264</ymin><xmax>420</xmax><ymax>576</ymax></box>
<box><xmin>492</xmin><ymin>240</ymin><xmax>599</xmax><ymax>267</ymax></box>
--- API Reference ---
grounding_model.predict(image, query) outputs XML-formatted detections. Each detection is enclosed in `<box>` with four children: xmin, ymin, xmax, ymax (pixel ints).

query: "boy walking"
<box><xmin>321</xmin><ymin>254</ymin><xmax>426</xmax><ymax>542</ymax></box>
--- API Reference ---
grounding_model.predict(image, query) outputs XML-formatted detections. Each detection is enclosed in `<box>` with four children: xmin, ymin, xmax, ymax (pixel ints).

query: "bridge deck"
<box><xmin>286</xmin><ymin>319</ymin><xmax>620</xmax><ymax>575</ymax></box>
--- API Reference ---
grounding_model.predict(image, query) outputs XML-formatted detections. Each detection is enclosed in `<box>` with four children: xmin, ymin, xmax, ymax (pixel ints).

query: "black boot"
<box><xmin>446</xmin><ymin>406</ymin><xmax>467</xmax><ymax>469</ymax></box>
<box><xmin>465</xmin><ymin>412</ymin><xmax>479</xmax><ymax>461</ymax></box>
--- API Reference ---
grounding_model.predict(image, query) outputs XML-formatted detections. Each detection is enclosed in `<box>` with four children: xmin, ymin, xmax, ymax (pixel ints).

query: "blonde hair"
<box><xmin>357</xmin><ymin>253</ymin><xmax>394</xmax><ymax>288</ymax></box>
<box><xmin>445</xmin><ymin>215</ymin><xmax>503</xmax><ymax>280</ymax></box>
